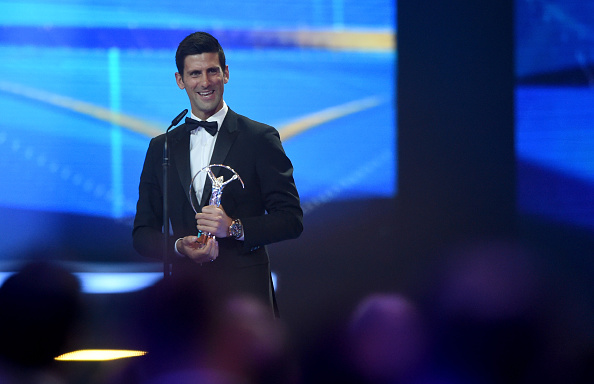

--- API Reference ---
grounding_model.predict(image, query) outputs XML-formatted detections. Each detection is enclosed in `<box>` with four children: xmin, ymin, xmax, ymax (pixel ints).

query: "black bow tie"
<box><xmin>185</xmin><ymin>117</ymin><xmax>218</xmax><ymax>136</ymax></box>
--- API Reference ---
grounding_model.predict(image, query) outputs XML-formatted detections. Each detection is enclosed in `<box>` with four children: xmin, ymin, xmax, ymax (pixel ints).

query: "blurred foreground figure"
<box><xmin>112</xmin><ymin>275</ymin><xmax>295</xmax><ymax>384</ymax></box>
<box><xmin>0</xmin><ymin>261</ymin><xmax>82</xmax><ymax>384</ymax></box>
<box><xmin>115</xmin><ymin>275</ymin><xmax>215</xmax><ymax>384</ymax></box>
<box><xmin>347</xmin><ymin>294</ymin><xmax>429</xmax><ymax>384</ymax></box>
<box><xmin>206</xmin><ymin>295</ymin><xmax>297</xmax><ymax>384</ymax></box>
<box><xmin>427</xmin><ymin>240</ymin><xmax>552</xmax><ymax>384</ymax></box>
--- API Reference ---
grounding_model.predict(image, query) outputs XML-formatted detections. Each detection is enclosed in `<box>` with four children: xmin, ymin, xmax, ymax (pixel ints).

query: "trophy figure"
<box><xmin>189</xmin><ymin>164</ymin><xmax>244</xmax><ymax>246</ymax></box>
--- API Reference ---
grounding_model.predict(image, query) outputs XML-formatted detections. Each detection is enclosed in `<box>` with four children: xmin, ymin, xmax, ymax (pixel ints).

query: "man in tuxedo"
<box><xmin>132</xmin><ymin>31</ymin><xmax>303</xmax><ymax>315</ymax></box>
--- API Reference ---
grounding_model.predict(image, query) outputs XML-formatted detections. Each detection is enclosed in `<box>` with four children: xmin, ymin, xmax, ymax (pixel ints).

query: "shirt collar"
<box><xmin>189</xmin><ymin>101</ymin><xmax>228</xmax><ymax>133</ymax></box>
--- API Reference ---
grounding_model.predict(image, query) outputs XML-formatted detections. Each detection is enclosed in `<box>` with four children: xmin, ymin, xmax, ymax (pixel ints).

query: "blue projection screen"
<box><xmin>516</xmin><ymin>0</ymin><xmax>594</xmax><ymax>232</ymax></box>
<box><xmin>0</xmin><ymin>1</ymin><xmax>396</xmax><ymax>274</ymax></box>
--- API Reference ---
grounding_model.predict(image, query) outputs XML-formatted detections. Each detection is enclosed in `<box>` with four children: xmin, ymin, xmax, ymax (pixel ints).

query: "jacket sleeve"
<box><xmin>132</xmin><ymin>136</ymin><xmax>174</xmax><ymax>260</ymax></box>
<box><xmin>240</xmin><ymin>126</ymin><xmax>303</xmax><ymax>250</ymax></box>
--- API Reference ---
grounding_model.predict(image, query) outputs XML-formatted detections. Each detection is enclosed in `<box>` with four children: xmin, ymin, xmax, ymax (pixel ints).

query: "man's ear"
<box><xmin>175</xmin><ymin>72</ymin><xmax>185</xmax><ymax>90</ymax></box>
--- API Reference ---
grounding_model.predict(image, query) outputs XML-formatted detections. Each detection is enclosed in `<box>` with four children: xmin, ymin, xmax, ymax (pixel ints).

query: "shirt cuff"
<box><xmin>174</xmin><ymin>238</ymin><xmax>185</xmax><ymax>257</ymax></box>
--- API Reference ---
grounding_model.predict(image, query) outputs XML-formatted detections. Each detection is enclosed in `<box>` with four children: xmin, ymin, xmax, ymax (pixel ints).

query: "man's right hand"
<box><xmin>177</xmin><ymin>235</ymin><xmax>219</xmax><ymax>264</ymax></box>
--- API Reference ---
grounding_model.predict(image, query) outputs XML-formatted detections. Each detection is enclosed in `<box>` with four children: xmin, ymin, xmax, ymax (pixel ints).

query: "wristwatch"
<box><xmin>228</xmin><ymin>218</ymin><xmax>243</xmax><ymax>239</ymax></box>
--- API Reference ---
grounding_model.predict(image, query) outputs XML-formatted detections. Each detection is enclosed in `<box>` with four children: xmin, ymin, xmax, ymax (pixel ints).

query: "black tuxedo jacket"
<box><xmin>133</xmin><ymin>108</ymin><xmax>303</xmax><ymax>304</ymax></box>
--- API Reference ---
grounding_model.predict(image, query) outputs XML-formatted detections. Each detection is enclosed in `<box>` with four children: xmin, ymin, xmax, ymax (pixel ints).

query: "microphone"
<box><xmin>169</xmin><ymin>109</ymin><xmax>188</xmax><ymax>130</ymax></box>
<box><xmin>163</xmin><ymin>108</ymin><xmax>187</xmax><ymax>278</ymax></box>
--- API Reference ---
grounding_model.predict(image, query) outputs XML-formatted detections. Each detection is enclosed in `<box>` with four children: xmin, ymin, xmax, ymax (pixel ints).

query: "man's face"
<box><xmin>175</xmin><ymin>52</ymin><xmax>229</xmax><ymax>120</ymax></box>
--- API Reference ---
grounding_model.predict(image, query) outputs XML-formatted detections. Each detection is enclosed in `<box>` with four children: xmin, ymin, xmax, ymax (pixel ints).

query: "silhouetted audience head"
<box><xmin>346</xmin><ymin>294</ymin><xmax>428</xmax><ymax>384</ymax></box>
<box><xmin>427</xmin><ymin>239</ymin><xmax>546</xmax><ymax>384</ymax></box>
<box><xmin>0</xmin><ymin>261</ymin><xmax>82</xmax><ymax>375</ymax></box>
<box><xmin>134</xmin><ymin>273</ymin><xmax>215</xmax><ymax>377</ymax></box>
<box><xmin>206</xmin><ymin>294</ymin><xmax>296</xmax><ymax>384</ymax></box>
<box><xmin>121</xmin><ymin>279</ymin><xmax>294</xmax><ymax>384</ymax></box>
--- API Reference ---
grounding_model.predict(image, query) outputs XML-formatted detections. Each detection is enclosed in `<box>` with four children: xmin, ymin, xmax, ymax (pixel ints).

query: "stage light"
<box><xmin>55</xmin><ymin>349</ymin><xmax>147</xmax><ymax>361</ymax></box>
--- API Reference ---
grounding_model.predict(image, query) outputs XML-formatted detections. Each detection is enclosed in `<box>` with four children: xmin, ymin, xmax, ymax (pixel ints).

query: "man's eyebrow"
<box><xmin>188</xmin><ymin>67</ymin><xmax>219</xmax><ymax>73</ymax></box>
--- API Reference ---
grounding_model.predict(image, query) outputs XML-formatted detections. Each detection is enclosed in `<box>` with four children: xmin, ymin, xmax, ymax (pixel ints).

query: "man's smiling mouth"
<box><xmin>199</xmin><ymin>90</ymin><xmax>214</xmax><ymax>96</ymax></box>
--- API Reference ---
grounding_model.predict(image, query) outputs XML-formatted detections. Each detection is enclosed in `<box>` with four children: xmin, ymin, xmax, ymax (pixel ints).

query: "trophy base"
<box><xmin>195</xmin><ymin>231</ymin><xmax>213</xmax><ymax>247</ymax></box>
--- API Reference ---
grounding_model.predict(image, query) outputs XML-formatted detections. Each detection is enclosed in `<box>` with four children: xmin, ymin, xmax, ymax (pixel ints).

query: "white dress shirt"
<box><xmin>189</xmin><ymin>102</ymin><xmax>228</xmax><ymax>203</ymax></box>
<box><xmin>175</xmin><ymin>102</ymin><xmax>229</xmax><ymax>255</ymax></box>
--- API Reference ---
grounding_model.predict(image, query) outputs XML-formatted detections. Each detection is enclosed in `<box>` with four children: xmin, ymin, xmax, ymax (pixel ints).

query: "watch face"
<box><xmin>230</xmin><ymin>219</ymin><xmax>242</xmax><ymax>238</ymax></box>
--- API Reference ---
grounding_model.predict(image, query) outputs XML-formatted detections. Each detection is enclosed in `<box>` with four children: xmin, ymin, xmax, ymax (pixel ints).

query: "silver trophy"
<box><xmin>189</xmin><ymin>164</ymin><xmax>245</xmax><ymax>246</ymax></box>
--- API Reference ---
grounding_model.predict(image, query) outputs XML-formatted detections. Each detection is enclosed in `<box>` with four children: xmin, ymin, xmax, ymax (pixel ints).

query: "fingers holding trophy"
<box><xmin>189</xmin><ymin>164</ymin><xmax>244</xmax><ymax>246</ymax></box>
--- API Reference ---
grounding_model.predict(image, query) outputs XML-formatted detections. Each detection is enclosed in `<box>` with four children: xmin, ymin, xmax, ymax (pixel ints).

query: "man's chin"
<box><xmin>195</xmin><ymin>103</ymin><xmax>221</xmax><ymax>117</ymax></box>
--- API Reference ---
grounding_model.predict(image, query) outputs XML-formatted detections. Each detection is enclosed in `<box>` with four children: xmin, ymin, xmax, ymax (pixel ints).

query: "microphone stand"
<box><xmin>163</xmin><ymin>109</ymin><xmax>188</xmax><ymax>278</ymax></box>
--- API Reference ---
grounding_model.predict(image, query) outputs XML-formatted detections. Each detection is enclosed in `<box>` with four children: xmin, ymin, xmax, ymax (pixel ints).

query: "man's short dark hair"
<box><xmin>175</xmin><ymin>32</ymin><xmax>226</xmax><ymax>76</ymax></box>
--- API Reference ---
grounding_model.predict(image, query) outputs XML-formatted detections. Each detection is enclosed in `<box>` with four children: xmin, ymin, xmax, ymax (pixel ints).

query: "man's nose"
<box><xmin>200</xmin><ymin>74</ymin><xmax>210</xmax><ymax>87</ymax></box>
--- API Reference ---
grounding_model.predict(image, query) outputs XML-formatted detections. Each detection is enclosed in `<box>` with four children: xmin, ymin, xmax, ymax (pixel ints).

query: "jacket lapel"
<box><xmin>199</xmin><ymin>109</ymin><xmax>240</xmax><ymax>207</ymax></box>
<box><xmin>169</xmin><ymin>125</ymin><xmax>193</xmax><ymax>207</ymax></box>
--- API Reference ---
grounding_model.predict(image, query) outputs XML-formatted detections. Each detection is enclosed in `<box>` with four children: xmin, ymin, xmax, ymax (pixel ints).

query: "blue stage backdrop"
<box><xmin>0</xmin><ymin>0</ymin><xmax>396</xmax><ymax>283</ymax></box>
<box><xmin>516</xmin><ymin>0</ymin><xmax>594</xmax><ymax>232</ymax></box>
